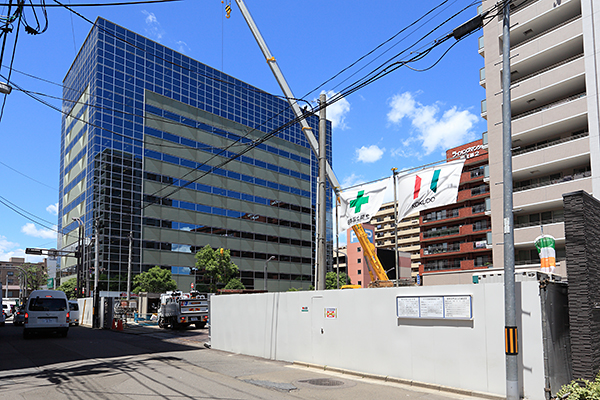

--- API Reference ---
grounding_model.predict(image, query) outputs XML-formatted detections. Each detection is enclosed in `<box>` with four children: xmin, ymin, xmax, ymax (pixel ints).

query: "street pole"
<box><xmin>94</xmin><ymin>218</ymin><xmax>99</xmax><ymax>328</ymax></box>
<box><xmin>502</xmin><ymin>1</ymin><xmax>519</xmax><ymax>398</ymax></box>
<box><xmin>264</xmin><ymin>256</ymin><xmax>275</xmax><ymax>291</ymax></box>
<box><xmin>73</xmin><ymin>218</ymin><xmax>83</xmax><ymax>298</ymax></box>
<box><xmin>127</xmin><ymin>231</ymin><xmax>132</xmax><ymax>302</ymax></box>
<box><xmin>392</xmin><ymin>168</ymin><xmax>399</xmax><ymax>286</ymax></box>
<box><xmin>317</xmin><ymin>93</ymin><xmax>327</xmax><ymax>291</ymax></box>
<box><xmin>335</xmin><ymin>191</ymin><xmax>340</xmax><ymax>289</ymax></box>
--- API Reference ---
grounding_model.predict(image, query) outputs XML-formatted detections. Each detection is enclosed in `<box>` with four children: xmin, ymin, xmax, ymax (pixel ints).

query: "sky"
<box><xmin>0</xmin><ymin>0</ymin><xmax>487</xmax><ymax>262</ymax></box>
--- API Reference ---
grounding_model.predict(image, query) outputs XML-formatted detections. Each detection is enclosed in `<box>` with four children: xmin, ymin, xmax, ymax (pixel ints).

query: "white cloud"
<box><xmin>46</xmin><ymin>203</ymin><xmax>58</xmax><ymax>216</ymax></box>
<box><xmin>0</xmin><ymin>236</ymin><xmax>20</xmax><ymax>261</ymax></box>
<box><xmin>355</xmin><ymin>145</ymin><xmax>385</xmax><ymax>163</ymax></box>
<box><xmin>388</xmin><ymin>92</ymin><xmax>478</xmax><ymax>156</ymax></box>
<box><xmin>175</xmin><ymin>40</ymin><xmax>190</xmax><ymax>54</ymax></box>
<box><xmin>21</xmin><ymin>223</ymin><xmax>57</xmax><ymax>240</ymax></box>
<box><xmin>142</xmin><ymin>10</ymin><xmax>165</xmax><ymax>42</ymax></box>
<box><xmin>340</xmin><ymin>173</ymin><xmax>365</xmax><ymax>189</ymax></box>
<box><xmin>318</xmin><ymin>91</ymin><xmax>351</xmax><ymax>130</ymax></box>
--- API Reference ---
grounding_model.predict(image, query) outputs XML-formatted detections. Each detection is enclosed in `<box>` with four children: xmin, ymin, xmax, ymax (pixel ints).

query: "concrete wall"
<box><xmin>211</xmin><ymin>282</ymin><xmax>547</xmax><ymax>399</ymax></box>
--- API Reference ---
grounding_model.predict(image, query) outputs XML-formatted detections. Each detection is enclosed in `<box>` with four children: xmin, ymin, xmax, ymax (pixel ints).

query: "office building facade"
<box><xmin>58</xmin><ymin>18</ymin><xmax>331</xmax><ymax>292</ymax></box>
<box><xmin>480</xmin><ymin>0</ymin><xmax>599</xmax><ymax>269</ymax></box>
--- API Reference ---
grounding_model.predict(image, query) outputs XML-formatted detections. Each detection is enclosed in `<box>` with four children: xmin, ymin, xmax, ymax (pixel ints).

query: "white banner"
<box><xmin>395</xmin><ymin>159</ymin><xmax>465</xmax><ymax>221</ymax></box>
<box><xmin>338</xmin><ymin>178</ymin><xmax>391</xmax><ymax>231</ymax></box>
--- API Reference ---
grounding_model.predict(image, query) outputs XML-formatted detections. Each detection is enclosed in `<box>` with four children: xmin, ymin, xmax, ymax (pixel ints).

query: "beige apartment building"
<box><xmin>481</xmin><ymin>0</ymin><xmax>599</xmax><ymax>270</ymax></box>
<box><xmin>371</xmin><ymin>205</ymin><xmax>420</xmax><ymax>279</ymax></box>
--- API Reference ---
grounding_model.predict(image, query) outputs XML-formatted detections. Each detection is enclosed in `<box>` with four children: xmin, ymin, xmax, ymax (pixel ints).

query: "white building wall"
<box><xmin>211</xmin><ymin>281</ymin><xmax>547</xmax><ymax>399</ymax></box>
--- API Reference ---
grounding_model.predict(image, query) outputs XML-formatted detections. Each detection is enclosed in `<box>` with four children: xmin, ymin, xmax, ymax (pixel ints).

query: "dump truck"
<box><xmin>158</xmin><ymin>290</ymin><xmax>209</xmax><ymax>329</ymax></box>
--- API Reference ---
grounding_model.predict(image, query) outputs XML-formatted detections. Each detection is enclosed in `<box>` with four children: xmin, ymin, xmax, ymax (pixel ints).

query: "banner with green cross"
<box><xmin>338</xmin><ymin>177</ymin><xmax>391</xmax><ymax>231</ymax></box>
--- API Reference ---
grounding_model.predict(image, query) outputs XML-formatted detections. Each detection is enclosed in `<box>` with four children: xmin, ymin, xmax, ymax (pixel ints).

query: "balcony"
<box><xmin>514</xmin><ymin>170</ymin><xmax>590</xmax><ymax>193</ymax></box>
<box><xmin>513</xmin><ymin>92</ymin><xmax>586</xmax><ymax>121</ymax></box>
<box><xmin>512</xmin><ymin>131</ymin><xmax>588</xmax><ymax>157</ymax></box>
<box><xmin>478</xmin><ymin>35</ymin><xmax>484</xmax><ymax>56</ymax></box>
<box><xmin>501</xmin><ymin>0</ymin><xmax>582</xmax><ymax>49</ymax></box>
<box><xmin>481</xmin><ymin>99</ymin><xmax>487</xmax><ymax>119</ymax></box>
<box><xmin>480</xmin><ymin>67</ymin><xmax>486</xmax><ymax>88</ymax></box>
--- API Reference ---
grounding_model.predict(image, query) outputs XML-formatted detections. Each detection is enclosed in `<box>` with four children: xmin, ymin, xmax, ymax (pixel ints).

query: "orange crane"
<box><xmin>351</xmin><ymin>224</ymin><xmax>393</xmax><ymax>288</ymax></box>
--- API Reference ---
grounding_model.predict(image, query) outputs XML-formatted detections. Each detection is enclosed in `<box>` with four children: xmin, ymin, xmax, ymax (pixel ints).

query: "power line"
<box><xmin>0</xmin><ymin>0</ymin><xmax>180</xmax><ymax>6</ymax></box>
<box><xmin>0</xmin><ymin>195</ymin><xmax>60</xmax><ymax>233</ymax></box>
<box><xmin>0</xmin><ymin>160</ymin><xmax>58</xmax><ymax>191</ymax></box>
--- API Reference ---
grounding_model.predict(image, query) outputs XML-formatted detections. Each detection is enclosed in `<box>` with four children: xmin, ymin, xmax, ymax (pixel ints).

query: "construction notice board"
<box><xmin>396</xmin><ymin>295</ymin><xmax>472</xmax><ymax>320</ymax></box>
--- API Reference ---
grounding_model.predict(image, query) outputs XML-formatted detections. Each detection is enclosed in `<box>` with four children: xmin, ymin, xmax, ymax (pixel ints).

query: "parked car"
<box><xmin>13</xmin><ymin>307</ymin><xmax>25</xmax><ymax>326</ymax></box>
<box><xmin>2</xmin><ymin>303</ymin><xmax>12</xmax><ymax>319</ymax></box>
<box><xmin>23</xmin><ymin>290</ymin><xmax>69</xmax><ymax>339</ymax></box>
<box><xmin>68</xmin><ymin>301</ymin><xmax>80</xmax><ymax>326</ymax></box>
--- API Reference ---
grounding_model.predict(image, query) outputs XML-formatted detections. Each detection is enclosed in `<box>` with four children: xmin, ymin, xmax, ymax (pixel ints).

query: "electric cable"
<box><xmin>0</xmin><ymin>8</ymin><xmax>20</xmax><ymax>122</ymax></box>
<box><xmin>0</xmin><ymin>0</ymin><xmax>180</xmax><ymax>6</ymax></box>
<box><xmin>0</xmin><ymin>194</ymin><xmax>61</xmax><ymax>233</ymax></box>
<box><xmin>0</xmin><ymin>160</ymin><xmax>58</xmax><ymax>190</ymax></box>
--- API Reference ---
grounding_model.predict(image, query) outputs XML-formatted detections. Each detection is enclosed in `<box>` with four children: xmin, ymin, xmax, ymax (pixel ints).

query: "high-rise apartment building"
<box><xmin>419</xmin><ymin>139</ymin><xmax>492</xmax><ymax>283</ymax></box>
<box><xmin>481</xmin><ymin>0</ymin><xmax>598</xmax><ymax>269</ymax></box>
<box><xmin>58</xmin><ymin>18</ymin><xmax>331</xmax><ymax>292</ymax></box>
<box><xmin>370</xmin><ymin>206</ymin><xmax>421</xmax><ymax>278</ymax></box>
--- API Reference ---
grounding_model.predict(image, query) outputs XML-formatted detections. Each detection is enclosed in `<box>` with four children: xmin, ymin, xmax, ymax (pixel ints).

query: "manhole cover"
<box><xmin>299</xmin><ymin>378</ymin><xmax>345</xmax><ymax>387</ymax></box>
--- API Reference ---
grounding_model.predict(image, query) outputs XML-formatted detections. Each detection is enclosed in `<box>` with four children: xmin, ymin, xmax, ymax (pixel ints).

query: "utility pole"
<box><xmin>501</xmin><ymin>0</ymin><xmax>519</xmax><ymax>398</ymax></box>
<box><xmin>392</xmin><ymin>168</ymin><xmax>399</xmax><ymax>285</ymax></box>
<box><xmin>316</xmin><ymin>93</ymin><xmax>327</xmax><ymax>291</ymax></box>
<box><xmin>94</xmin><ymin>218</ymin><xmax>100</xmax><ymax>328</ymax></box>
<box><xmin>127</xmin><ymin>231</ymin><xmax>132</xmax><ymax>302</ymax></box>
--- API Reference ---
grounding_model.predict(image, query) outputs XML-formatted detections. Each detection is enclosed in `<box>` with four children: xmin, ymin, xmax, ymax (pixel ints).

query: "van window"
<box><xmin>69</xmin><ymin>303</ymin><xmax>79</xmax><ymax>311</ymax></box>
<box><xmin>29</xmin><ymin>298</ymin><xmax>67</xmax><ymax>312</ymax></box>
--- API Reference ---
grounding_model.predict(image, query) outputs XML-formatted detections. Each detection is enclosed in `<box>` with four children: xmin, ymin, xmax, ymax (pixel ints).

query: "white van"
<box><xmin>23</xmin><ymin>290</ymin><xmax>69</xmax><ymax>338</ymax></box>
<box><xmin>68</xmin><ymin>300</ymin><xmax>80</xmax><ymax>326</ymax></box>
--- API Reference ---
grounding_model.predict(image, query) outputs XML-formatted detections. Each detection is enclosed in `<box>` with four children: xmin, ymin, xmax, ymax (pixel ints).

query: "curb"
<box><xmin>292</xmin><ymin>361</ymin><xmax>504</xmax><ymax>400</ymax></box>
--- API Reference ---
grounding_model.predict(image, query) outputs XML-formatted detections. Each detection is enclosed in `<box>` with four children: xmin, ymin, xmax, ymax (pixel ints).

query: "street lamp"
<box><xmin>333</xmin><ymin>249</ymin><xmax>347</xmax><ymax>289</ymax></box>
<box><xmin>72</xmin><ymin>217</ymin><xmax>84</xmax><ymax>297</ymax></box>
<box><xmin>0</xmin><ymin>82</ymin><xmax>11</xmax><ymax>95</ymax></box>
<box><xmin>264</xmin><ymin>256</ymin><xmax>276</xmax><ymax>291</ymax></box>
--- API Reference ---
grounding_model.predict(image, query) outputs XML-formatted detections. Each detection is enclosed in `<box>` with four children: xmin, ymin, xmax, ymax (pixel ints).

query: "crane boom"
<box><xmin>351</xmin><ymin>224</ymin><xmax>393</xmax><ymax>287</ymax></box>
<box><xmin>234</xmin><ymin>0</ymin><xmax>340</xmax><ymax>189</ymax></box>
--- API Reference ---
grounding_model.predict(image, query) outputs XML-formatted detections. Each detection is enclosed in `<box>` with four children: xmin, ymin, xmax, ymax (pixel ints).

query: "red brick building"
<box><xmin>419</xmin><ymin>139</ymin><xmax>492</xmax><ymax>280</ymax></box>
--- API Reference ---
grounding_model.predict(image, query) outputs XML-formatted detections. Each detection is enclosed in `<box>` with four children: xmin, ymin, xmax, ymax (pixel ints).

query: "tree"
<box><xmin>223</xmin><ymin>278</ymin><xmax>245</xmax><ymax>290</ymax></box>
<box><xmin>132</xmin><ymin>266</ymin><xmax>177</xmax><ymax>294</ymax></box>
<box><xmin>325</xmin><ymin>272</ymin><xmax>351</xmax><ymax>290</ymax></box>
<box><xmin>57</xmin><ymin>277</ymin><xmax>78</xmax><ymax>299</ymax></box>
<box><xmin>24</xmin><ymin>264</ymin><xmax>47</xmax><ymax>291</ymax></box>
<box><xmin>195</xmin><ymin>245</ymin><xmax>239</xmax><ymax>291</ymax></box>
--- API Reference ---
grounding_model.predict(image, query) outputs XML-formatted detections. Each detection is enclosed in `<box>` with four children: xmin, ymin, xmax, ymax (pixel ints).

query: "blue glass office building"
<box><xmin>58</xmin><ymin>18</ymin><xmax>332</xmax><ymax>292</ymax></box>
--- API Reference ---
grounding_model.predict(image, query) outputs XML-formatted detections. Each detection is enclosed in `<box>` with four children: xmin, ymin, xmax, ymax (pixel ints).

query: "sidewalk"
<box><xmin>111</xmin><ymin>323</ymin><xmax>504</xmax><ymax>400</ymax></box>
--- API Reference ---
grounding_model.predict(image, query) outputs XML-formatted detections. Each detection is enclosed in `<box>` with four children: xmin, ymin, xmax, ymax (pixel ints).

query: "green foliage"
<box><xmin>57</xmin><ymin>277</ymin><xmax>77</xmax><ymax>299</ymax></box>
<box><xmin>24</xmin><ymin>264</ymin><xmax>47</xmax><ymax>291</ymax></box>
<box><xmin>223</xmin><ymin>278</ymin><xmax>245</xmax><ymax>290</ymax></box>
<box><xmin>557</xmin><ymin>373</ymin><xmax>600</xmax><ymax>400</ymax></box>
<box><xmin>287</xmin><ymin>287</ymin><xmax>300</xmax><ymax>292</ymax></box>
<box><xmin>195</xmin><ymin>245</ymin><xmax>240</xmax><ymax>291</ymax></box>
<box><xmin>325</xmin><ymin>272</ymin><xmax>351</xmax><ymax>290</ymax></box>
<box><xmin>132</xmin><ymin>266</ymin><xmax>177</xmax><ymax>294</ymax></box>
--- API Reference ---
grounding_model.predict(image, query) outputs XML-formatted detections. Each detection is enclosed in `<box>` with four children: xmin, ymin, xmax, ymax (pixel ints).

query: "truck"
<box><xmin>158</xmin><ymin>290</ymin><xmax>209</xmax><ymax>329</ymax></box>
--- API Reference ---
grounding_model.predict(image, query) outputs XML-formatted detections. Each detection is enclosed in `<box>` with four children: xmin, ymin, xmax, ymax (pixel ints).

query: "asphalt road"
<box><xmin>0</xmin><ymin>321</ymin><xmax>499</xmax><ymax>400</ymax></box>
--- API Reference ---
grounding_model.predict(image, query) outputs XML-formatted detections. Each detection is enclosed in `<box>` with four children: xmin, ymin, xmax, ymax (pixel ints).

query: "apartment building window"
<box><xmin>357</xmin><ymin>247</ymin><xmax>361</xmax><ymax>252</ymax></box>
<box><xmin>358</xmin><ymin>270</ymin><xmax>361</xmax><ymax>275</ymax></box>
<box><xmin>7</xmin><ymin>271</ymin><xmax>13</xmax><ymax>276</ymax></box>
<box><xmin>357</xmin><ymin>259</ymin><xmax>361</xmax><ymax>263</ymax></box>
<box><xmin>473</xmin><ymin>220</ymin><xmax>489</xmax><ymax>231</ymax></box>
